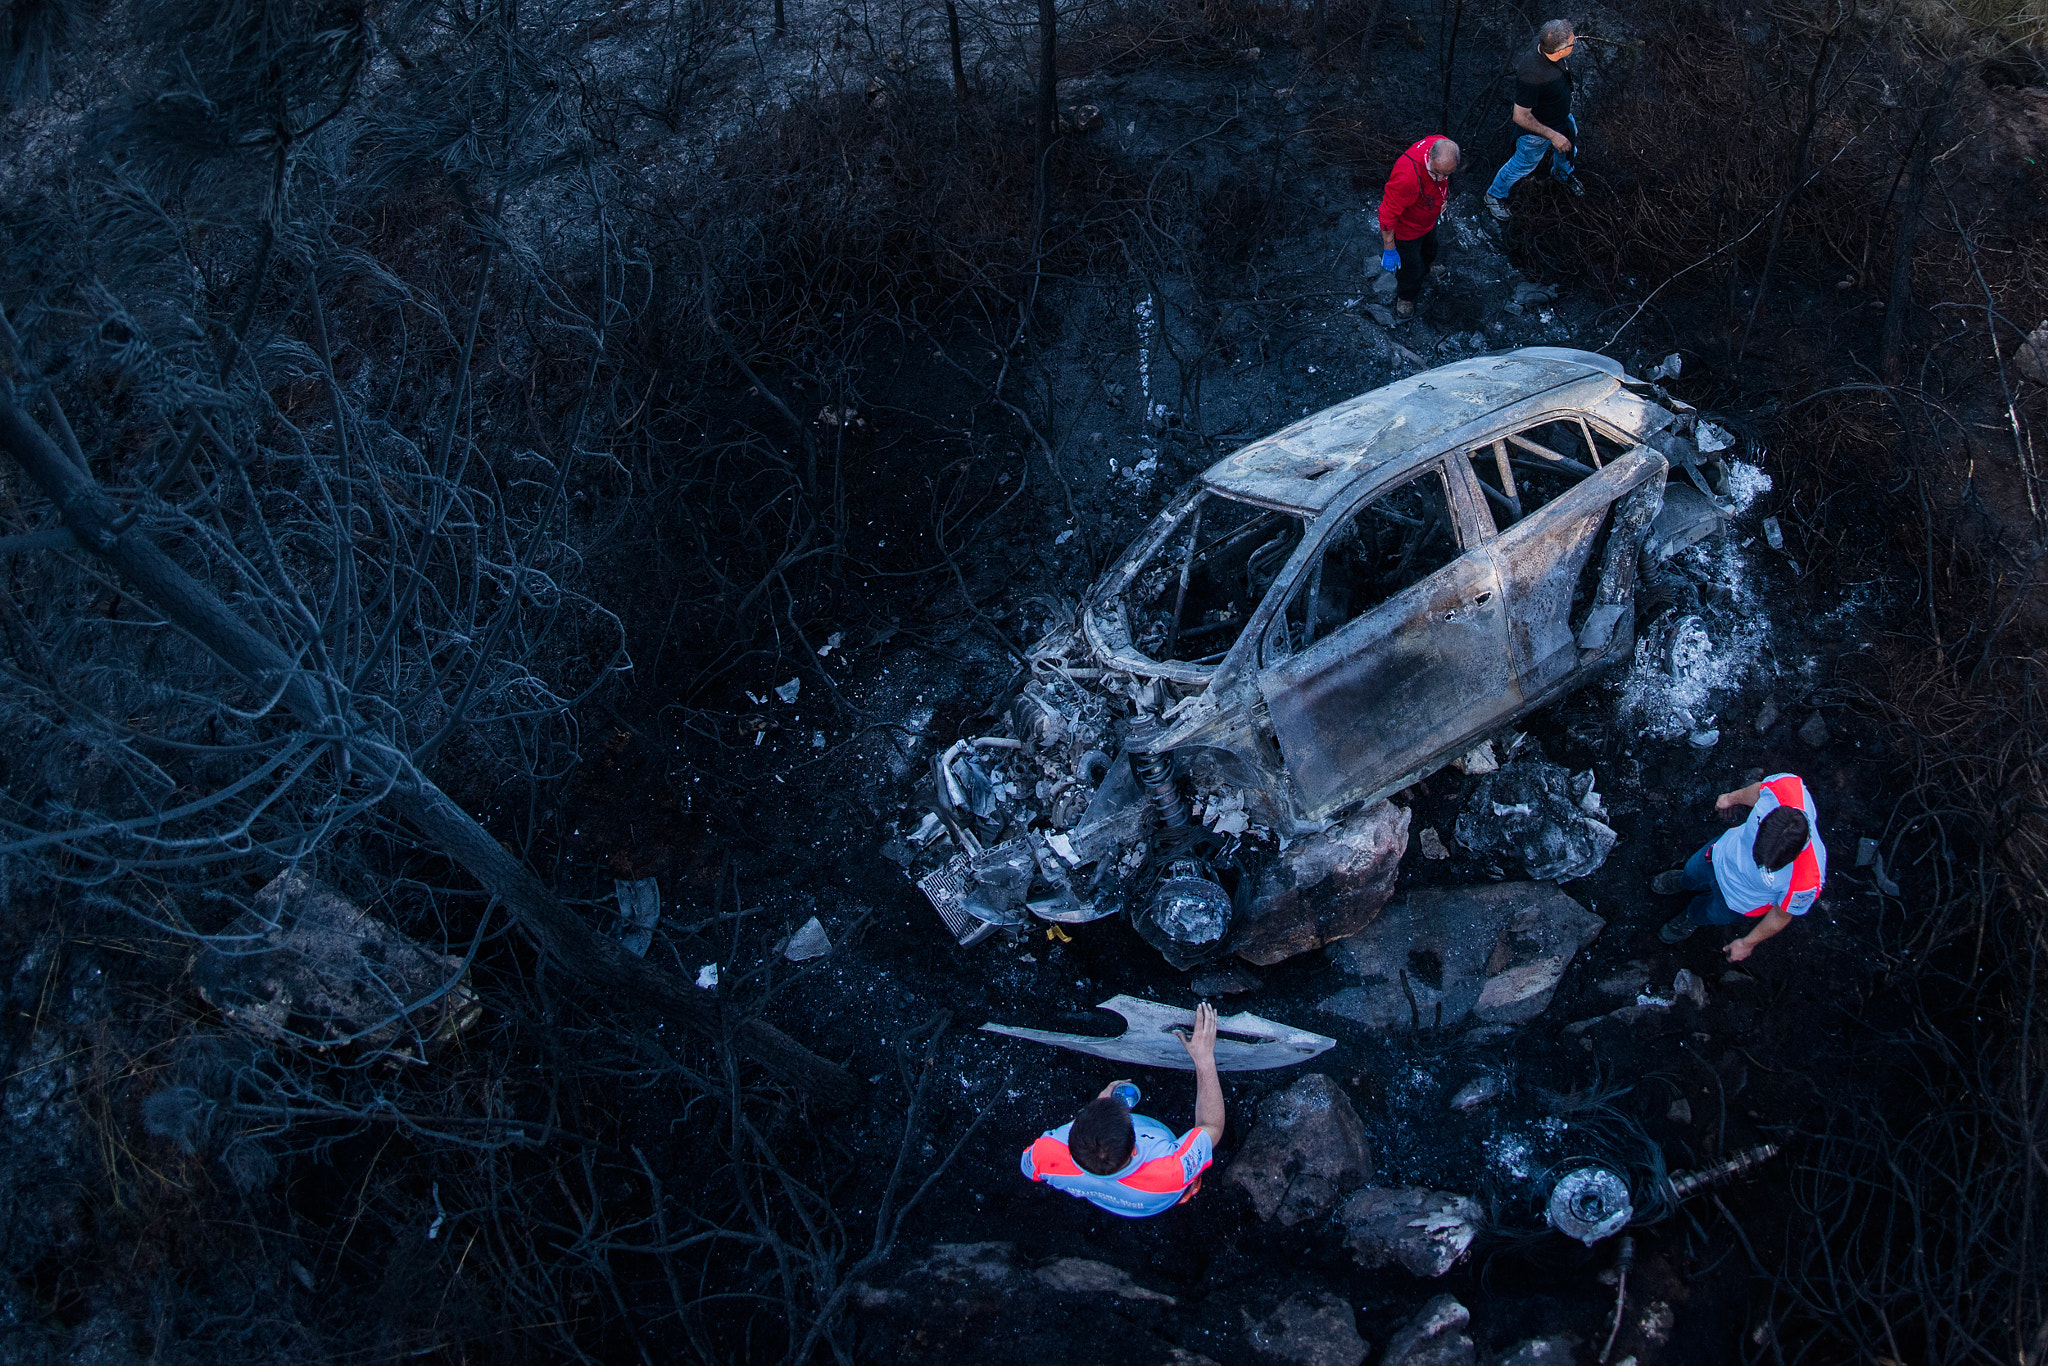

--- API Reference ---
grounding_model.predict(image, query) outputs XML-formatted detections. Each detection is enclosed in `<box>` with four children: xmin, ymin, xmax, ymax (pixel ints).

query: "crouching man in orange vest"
<box><xmin>1653</xmin><ymin>772</ymin><xmax>1828</xmax><ymax>962</ymax></box>
<box><xmin>1019</xmin><ymin>1003</ymin><xmax>1226</xmax><ymax>1218</ymax></box>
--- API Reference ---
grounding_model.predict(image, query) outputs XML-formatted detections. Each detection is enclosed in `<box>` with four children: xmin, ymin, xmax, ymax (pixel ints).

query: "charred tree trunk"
<box><xmin>1881</xmin><ymin>65</ymin><xmax>1960</xmax><ymax>382</ymax></box>
<box><xmin>947</xmin><ymin>0</ymin><xmax>968</xmax><ymax>100</ymax></box>
<box><xmin>0</xmin><ymin>395</ymin><xmax>860</xmax><ymax>1106</ymax></box>
<box><xmin>1738</xmin><ymin>26</ymin><xmax>1836</xmax><ymax>363</ymax></box>
<box><xmin>1036</xmin><ymin>0</ymin><xmax>1057</xmax><ymax>236</ymax></box>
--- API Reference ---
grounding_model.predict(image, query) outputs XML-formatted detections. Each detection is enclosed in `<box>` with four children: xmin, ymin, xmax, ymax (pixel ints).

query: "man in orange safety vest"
<box><xmin>1653</xmin><ymin>772</ymin><xmax>1828</xmax><ymax>962</ymax></box>
<box><xmin>1019</xmin><ymin>1003</ymin><xmax>1226</xmax><ymax>1218</ymax></box>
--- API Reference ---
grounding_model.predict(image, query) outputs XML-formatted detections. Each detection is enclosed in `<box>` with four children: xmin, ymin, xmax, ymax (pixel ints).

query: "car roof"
<box><xmin>1200</xmin><ymin>347</ymin><xmax>1628</xmax><ymax>517</ymax></box>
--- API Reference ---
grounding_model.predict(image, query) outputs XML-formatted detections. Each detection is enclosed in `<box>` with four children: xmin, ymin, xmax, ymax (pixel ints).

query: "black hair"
<box><xmin>1070</xmin><ymin>1097</ymin><xmax>1136</xmax><ymax>1175</ymax></box>
<box><xmin>1754</xmin><ymin>805</ymin><xmax>1810</xmax><ymax>872</ymax></box>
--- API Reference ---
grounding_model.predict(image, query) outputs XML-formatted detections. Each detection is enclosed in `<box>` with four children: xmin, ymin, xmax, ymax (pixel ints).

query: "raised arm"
<box><xmin>1181</xmin><ymin>1002</ymin><xmax>1225</xmax><ymax>1146</ymax></box>
<box><xmin>1716</xmin><ymin>781</ymin><xmax>1765</xmax><ymax>813</ymax></box>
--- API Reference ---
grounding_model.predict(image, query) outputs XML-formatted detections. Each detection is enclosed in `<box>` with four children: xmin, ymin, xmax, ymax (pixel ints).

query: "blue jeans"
<box><xmin>1488</xmin><ymin>115</ymin><xmax>1577</xmax><ymax>199</ymax></box>
<box><xmin>1675</xmin><ymin>842</ymin><xmax>1745</xmax><ymax>926</ymax></box>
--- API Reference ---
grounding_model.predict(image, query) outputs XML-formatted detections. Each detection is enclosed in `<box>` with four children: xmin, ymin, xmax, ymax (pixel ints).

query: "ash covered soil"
<box><xmin>551</xmin><ymin>37</ymin><xmax>1915</xmax><ymax>1365</ymax></box>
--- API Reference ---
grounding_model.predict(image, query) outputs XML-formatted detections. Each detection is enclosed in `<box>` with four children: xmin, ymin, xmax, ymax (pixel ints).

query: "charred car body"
<box><xmin>911</xmin><ymin>348</ymin><xmax>1729</xmax><ymax>966</ymax></box>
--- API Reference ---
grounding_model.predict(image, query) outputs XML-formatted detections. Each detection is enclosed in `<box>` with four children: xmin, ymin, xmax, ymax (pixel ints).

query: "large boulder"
<box><xmin>1244</xmin><ymin>1291</ymin><xmax>1368</xmax><ymax>1366</ymax></box>
<box><xmin>1230</xmin><ymin>801</ymin><xmax>1410</xmax><ymax>965</ymax></box>
<box><xmin>1320</xmin><ymin>882</ymin><xmax>1602</xmax><ymax>1033</ymax></box>
<box><xmin>1455</xmin><ymin>755</ymin><xmax>1616</xmax><ymax>882</ymax></box>
<box><xmin>1222</xmin><ymin>1073</ymin><xmax>1372</xmax><ymax>1226</ymax></box>
<box><xmin>1337</xmin><ymin>1188</ymin><xmax>1483</xmax><ymax>1278</ymax></box>
<box><xmin>1380</xmin><ymin>1295</ymin><xmax>1475</xmax><ymax>1366</ymax></box>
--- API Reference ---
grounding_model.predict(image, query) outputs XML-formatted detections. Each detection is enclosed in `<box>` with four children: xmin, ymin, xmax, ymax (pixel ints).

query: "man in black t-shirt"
<box><xmin>1484</xmin><ymin>19</ymin><xmax>1581</xmax><ymax>221</ymax></box>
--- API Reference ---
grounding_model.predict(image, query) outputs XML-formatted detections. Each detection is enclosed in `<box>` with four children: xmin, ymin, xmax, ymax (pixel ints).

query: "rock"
<box><xmin>1494</xmin><ymin>1337</ymin><xmax>1573</xmax><ymax>1366</ymax></box>
<box><xmin>1069</xmin><ymin>103</ymin><xmax>1103</xmax><ymax>133</ymax></box>
<box><xmin>1223</xmin><ymin>1074</ymin><xmax>1372</xmax><ymax>1225</ymax></box>
<box><xmin>1452</xmin><ymin>740</ymin><xmax>1499</xmax><ymax>775</ymax></box>
<box><xmin>1033</xmin><ymin>1258</ymin><xmax>1177</xmax><ymax>1302</ymax></box>
<box><xmin>1674</xmin><ymin>968</ymin><xmax>1707</xmax><ymax>1008</ymax></box>
<box><xmin>1367</xmin><ymin>303</ymin><xmax>1397</xmax><ymax>327</ymax></box>
<box><xmin>1513</xmin><ymin>282</ymin><xmax>1559</xmax><ymax>307</ymax></box>
<box><xmin>1337</xmin><ymin>1189</ymin><xmax>1482</xmax><ymax>1278</ymax></box>
<box><xmin>1449</xmin><ymin>1075</ymin><xmax>1501</xmax><ymax>1111</ymax></box>
<box><xmin>1720</xmin><ymin>968</ymin><xmax>1754</xmax><ymax>986</ymax></box>
<box><xmin>1799</xmin><ymin>711</ymin><xmax>1830</xmax><ymax>747</ymax></box>
<box><xmin>2015</xmin><ymin>319</ymin><xmax>2048</xmax><ymax>385</ymax></box>
<box><xmin>1595</xmin><ymin>961</ymin><xmax>1652</xmax><ymax>996</ymax></box>
<box><xmin>1418</xmin><ymin>826</ymin><xmax>1450</xmax><ymax>860</ymax></box>
<box><xmin>1373</xmin><ymin>271</ymin><xmax>1399</xmax><ymax>299</ymax></box>
<box><xmin>1321</xmin><ymin>882</ymin><xmax>1603</xmax><ymax>1033</ymax></box>
<box><xmin>1244</xmin><ymin>1291</ymin><xmax>1369</xmax><ymax>1366</ymax></box>
<box><xmin>1454</xmin><ymin>755</ymin><xmax>1617</xmax><ymax>882</ymax></box>
<box><xmin>1756</xmin><ymin>698</ymin><xmax>1781</xmax><ymax>733</ymax></box>
<box><xmin>782</xmin><ymin>916</ymin><xmax>832</xmax><ymax>961</ymax></box>
<box><xmin>192</xmin><ymin>870</ymin><xmax>480</xmax><ymax>1064</ymax></box>
<box><xmin>1190</xmin><ymin>967</ymin><xmax>1260</xmax><ymax>996</ymax></box>
<box><xmin>1231</xmin><ymin>801</ymin><xmax>1409</xmax><ymax>966</ymax></box>
<box><xmin>1379</xmin><ymin>1294</ymin><xmax>1475</xmax><ymax>1366</ymax></box>
<box><xmin>1667</xmin><ymin>1097</ymin><xmax>1692</xmax><ymax>1125</ymax></box>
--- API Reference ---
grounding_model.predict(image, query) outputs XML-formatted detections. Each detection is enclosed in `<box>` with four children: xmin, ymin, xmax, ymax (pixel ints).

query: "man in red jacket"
<box><xmin>1378</xmin><ymin>135</ymin><xmax>1460</xmax><ymax>317</ymax></box>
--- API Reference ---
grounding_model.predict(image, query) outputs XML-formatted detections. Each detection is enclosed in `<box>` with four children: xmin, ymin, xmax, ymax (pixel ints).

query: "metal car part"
<box><xmin>980</xmin><ymin>994</ymin><xmax>1336</xmax><ymax>1071</ymax></box>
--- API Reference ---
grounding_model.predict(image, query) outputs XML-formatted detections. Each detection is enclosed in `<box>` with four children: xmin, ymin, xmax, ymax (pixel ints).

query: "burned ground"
<box><xmin>0</xmin><ymin>0</ymin><xmax>2044</xmax><ymax>1362</ymax></box>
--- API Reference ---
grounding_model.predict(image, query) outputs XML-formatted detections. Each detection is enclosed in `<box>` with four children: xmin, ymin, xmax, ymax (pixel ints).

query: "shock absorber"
<box><xmin>1125</xmin><ymin>714</ymin><xmax>1189</xmax><ymax>830</ymax></box>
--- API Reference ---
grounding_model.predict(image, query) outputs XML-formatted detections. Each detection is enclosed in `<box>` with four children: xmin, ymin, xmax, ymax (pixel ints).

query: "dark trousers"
<box><xmin>1394</xmin><ymin>229</ymin><xmax>1439</xmax><ymax>302</ymax></box>
<box><xmin>1676</xmin><ymin>842</ymin><xmax>1750</xmax><ymax>926</ymax></box>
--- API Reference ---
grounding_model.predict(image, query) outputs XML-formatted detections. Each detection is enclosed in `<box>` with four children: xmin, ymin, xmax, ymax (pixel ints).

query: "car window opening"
<box><xmin>1123</xmin><ymin>493</ymin><xmax>1306</xmax><ymax>665</ymax></box>
<box><xmin>1473</xmin><ymin>417</ymin><xmax>1620</xmax><ymax>529</ymax></box>
<box><xmin>1271</xmin><ymin>468</ymin><xmax>1459</xmax><ymax>658</ymax></box>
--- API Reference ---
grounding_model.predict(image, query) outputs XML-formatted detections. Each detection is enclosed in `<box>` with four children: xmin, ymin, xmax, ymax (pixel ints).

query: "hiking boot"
<box><xmin>1555</xmin><ymin>174</ymin><xmax>1585</xmax><ymax>198</ymax></box>
<box><xmin>1395</xmin><ymin>299</ymin><xmax>1415</xmax><ymax>317</ymax></box>
<box><xmin>1483</xmin><ymin>193</ymin><xmax>1511</xmax><ymax>221</ymax></box>
<box><xmin>1651</xmin><ymin>869</ymin><xmax>1688</xmax><ymax>895</ymax></box>
<box><xmin>1658</xmin><ymin>913</ymin><xmax>1698</xmax><ymax>944</ymax></box>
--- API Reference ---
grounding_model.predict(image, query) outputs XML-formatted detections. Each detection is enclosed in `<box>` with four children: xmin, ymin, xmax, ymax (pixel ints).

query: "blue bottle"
<box><xmin>1111</xmin><ymin>1082</ymin><xmax>1141</xmax><ymax>1110</ymax></box>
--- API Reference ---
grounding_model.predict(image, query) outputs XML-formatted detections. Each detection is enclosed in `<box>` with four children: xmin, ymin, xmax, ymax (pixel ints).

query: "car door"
<box><xmin>1466</xmin><ymin>415</ymin><xmax>1659</xmax><ymax>697</ymax></box>
<box><xmin>1254</xmin><ymin>460</ymin><xmax>1518</xmax><ymax>820</ymax></box>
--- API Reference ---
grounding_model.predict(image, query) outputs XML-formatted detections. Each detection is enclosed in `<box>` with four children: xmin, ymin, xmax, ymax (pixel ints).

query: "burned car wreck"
<box><xmin>908</xmin><ymin>347</ymin><xmax>1731</xmax><ymax>967</ymax></box>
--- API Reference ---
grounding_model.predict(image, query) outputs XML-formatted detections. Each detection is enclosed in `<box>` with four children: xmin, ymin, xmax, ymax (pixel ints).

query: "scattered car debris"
<box><xmin>782</xmin><ymin>916</ymin><xmax>832</xmax><ymax>961</ymax></box>
<box><xmin>1454</xmin><ymin>753</ymin><xmax>1618</xmax><ymax>882</ymax></box>
<box><xmin>1644</xmin><ymin>353</ymin><xmax>1683</xmax><ymax>382</ymax></box>
<box><xmin>1548</xmin><ymin>1166</ymin><xmax>1632</xmax><ymax>1244</ymax></box>
<box><xmin>1657</xmin><ymin>1143</ymin><xmax>1780</xmax><ymax>1202</ymax></box>
<box><xmin>773</xmin><ymin>677</ymin><xmax>800</xmax><ymax>703</ymax></box>
<box><xmin>695</xmin><ymin>964</ymin><xmax>719</xmax><ymax>989</ymax></box>
<box><xmin>613</xmin><ymin>877</ymin><xmax>660</xmax><ymax>957</ymax></box>
<box><xmin>191</xmin><ymin>871</ymin><xmax>480</xmax><ymax>1064</ymax></box>
<box><xmin>901</xmin><ymin>349</ymin><xmax>1711</xmax><ymax>967</ymax></box>
<box><xmin>979</xmin><ymin>994</ymin><xmax>1335</xmax><ymax>1071</ymax></box>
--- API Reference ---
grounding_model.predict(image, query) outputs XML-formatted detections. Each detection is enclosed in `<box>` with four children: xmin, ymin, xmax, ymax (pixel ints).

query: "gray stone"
<box><xmin>782</xmin><ymin>916</ymin><xmax>832</xmax><ymax>961</ymax></box>
<box><xmin>1449</xmin><ymin>1075</ymin><xmax>1501</xmax><ymax>1112</ymax></box>
<box><xmin>1494</xmin><ymin>1336</ymin><xmax>1574</xmax><ymax>1366</ymax></box>
<box><xmin>192</xmin><ymin>870</ymin><xmax>480</xmax><ymax>1064</ymax></box>
<box><xmin>1418</xmin><ymin>826</ymin><xmax>1451</xmax><ymax>860</ymax></box>
<box><xmin>1032</xmin><ymin>1258</ymin><xmax>1176</xmax><ymax>1302</ymax></box>
<box><xmin>1231</xmin><ymin>801</ymin><xmax>1409</xmax><ymax>966</ymax></box>
<box><xmin>2016</xmin><ymin>319</ymin><xmax>2048</xmax><ymax>385</ymax></box>
<box><xmin>1455</xmin><ymin>756</ymin><xmax>1617</xmax><ymax>882</ymax></box>
<box><xmin>1337</xmin><ymin>1188</ymin><xmax>1482</xmax><ymax>1277</ymax></box>
<box><xmin>1756</xmin><ymin>698</ymin><xmax>1781</xmax><ymax>733</ymax></box>
<box><xmin>1223</xmin><ymin>1073</ymin><xmax>1372</xmax><ymax>1225</ymax></box>
<box><xmin>1667</xmin><ymin>1097</ymin><xmax>1692</xmax><ymax>1125</ymax></box>
<box><xmin>1244</xmin><ymin>1291</ymin><xmax>1368</xmax><ymax>1366</ymax></box>
<box><xmin>1799</xmin><ymin>711</ymin><xmax>1830</xmax><ymax>747</ymax></box>
<box><xmin>1320</xmin><ymin>882</ymin><xmax>1603</xmax><ymax>1034</ymax></box>
<box><xmin>1367</xmin><ymin>303</ymin><xmax>1398</xmax><ymax>327</ymax></box>
<box><xmin>1190</xmin><ymin>967</ymin><xmax>1261</xmax><ymax>996</ymax></box>
<box><xmin>1380</xmin><ymin>1294</ymin><xmax>1475</xmax><ymax>1366</ymax></box>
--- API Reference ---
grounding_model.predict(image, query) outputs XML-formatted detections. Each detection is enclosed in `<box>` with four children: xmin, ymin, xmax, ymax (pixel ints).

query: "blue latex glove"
<box><xmin>1380</xmin><ymin>248</ymin><xmax>1401</xmax><ymax>273</ymax></box>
